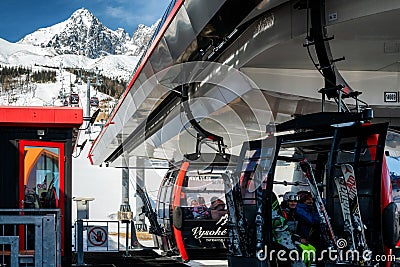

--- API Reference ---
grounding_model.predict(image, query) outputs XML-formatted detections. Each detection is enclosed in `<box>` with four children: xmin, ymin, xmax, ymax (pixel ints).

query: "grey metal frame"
<box><xmin>0</xmin><ymin>236</ymin><xmax>19</xmax><ymax>266</ymax></box>
<box><xmin>0</xmin><ymin>209</ymin><xmax>61</xmax><ymax>267</ymax></box>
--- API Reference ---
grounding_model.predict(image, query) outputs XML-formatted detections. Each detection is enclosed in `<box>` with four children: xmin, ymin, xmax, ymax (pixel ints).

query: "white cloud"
<box><xmin>102</xmin><ymin>0</ymin><xmax>168</xmax><ymax>28</ymax></box>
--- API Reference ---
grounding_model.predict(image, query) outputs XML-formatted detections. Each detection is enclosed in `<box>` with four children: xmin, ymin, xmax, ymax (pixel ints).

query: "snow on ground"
<box><xmin>0</xmin><ymin>37</ymin><xmax>56</xmax><ymax>60</ymax></box>
<box><xmin>72</xmin><ymin>127</ymin><xmax>167</xmax><ymax>222</ymax></box>
<box><xmin>0</xmin><ymin>66</ymin><xmax>168</xmax><ymax>223</ymax></box>
<box><xmin>187</xmin><ymin>260</ymin><xmax>228</xmax><ymax>267</ymax></box>
<box><xmin>0</xmin><ymin>66</ymin><xmax>125</xmax><ymax>220</ymax></box>
<box><xmin>0</xmin><ymin>66</ymin><xmax>116</xmax><ymax>109</ymax></box>
<box><xmin>72</xmin><ymin>140</ymin><xmax>123</xmax><ymax>221</ymax></box>
<box><xmin>17</xmin><ymin>20</ymin><xmax>68</xmax><ymax>46</ymax></box>
<box><xmin>0</xmin><ymin>37</ymin><xmax>139</xmax><ymax>80</ymax></box>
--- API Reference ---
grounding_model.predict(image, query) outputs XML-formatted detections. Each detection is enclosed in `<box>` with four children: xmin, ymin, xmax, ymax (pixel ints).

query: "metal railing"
<box><xmin>72</xmin><ymin>220</ymin><xmax>120</xmax><ymax>252</ymax></box>
<box><xmin>72</xmin><ymin>219</ymin><xmax>146</xmax><ymax>265</ymax></box>
<box><xmin>0</xmin><ymin>209</ymin><xmax>61</xmax><ymax>267</ymax></box>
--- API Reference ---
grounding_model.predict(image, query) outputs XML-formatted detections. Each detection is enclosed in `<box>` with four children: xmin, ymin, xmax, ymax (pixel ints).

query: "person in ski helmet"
<box><xmin>281</xmin><ymin>191</ymin><xmax>315</xmax><ymax>251</ymax></box>
<box><xmin>281</xmin><ymin>191</ymin><xmax>298</xmax><ymax>221</ymax></box>
<box><xmin>271</xmin><ymin>193</ymin><xmax>306</xmax><ymax>267</ymax></box>
<box><xmin>271</xmin><ymin>192</ymin><xmax>316</xmax><ymax>267</ymax></box>
<box><xmin>281</xmin><ymin>192</ymin><xmax>302</xmax><ymax>238</ymax></box>
<box><xmin>298</xmin><ymin>191</ymin><xmax>314</xmax><ymax>206</ymax></box>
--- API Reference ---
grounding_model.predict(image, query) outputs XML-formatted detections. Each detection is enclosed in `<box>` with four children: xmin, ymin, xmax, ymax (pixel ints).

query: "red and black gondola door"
<box><xmin>171</xmin><ymin>162</ymin><xmax>229</xmax><ymax>261</ymax></box>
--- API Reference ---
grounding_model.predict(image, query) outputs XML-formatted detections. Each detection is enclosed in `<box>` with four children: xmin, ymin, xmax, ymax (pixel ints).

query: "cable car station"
<box><xmin>87</xmin><ymin>0</ymin><xmax>400</xmax><ymax>266</ymax></box>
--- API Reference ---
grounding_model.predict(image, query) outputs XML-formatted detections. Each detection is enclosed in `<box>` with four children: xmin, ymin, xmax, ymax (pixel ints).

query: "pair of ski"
<box><xmin>300</xmin><ymin>159</ymin><xmax>369</xmax><ymax>265</ymax></box>
<box><xmin>136</xmin><ymin>185</ymin><xmax>164</xmax><ymax>236</ymax></box>
<box><xmin>299</xmin><ymin>160</ymin><xmax>337</xmax><ymax>249</ymax></box>
<box><xmin>334</xmin><ymin>164</ymin><xmax>369</xmax><ymax>262</ymax></box>
<box><xmin>223</xmin><ymin>146</ymin><xmax>265</xmax><ymax>257</ymax></box>
<box><xmin>222</xmin><ymin>171</ymin><xmax>251</xmax><ymax>257</ymax></box>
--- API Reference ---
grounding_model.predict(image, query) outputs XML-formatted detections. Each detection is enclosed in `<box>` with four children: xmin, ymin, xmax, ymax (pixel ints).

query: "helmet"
<box><xmin>283</xmin><ymin>191</ymin><xmax>298</xmax><ymax>201</ymax></box>
<box><xmin>297</xmin><ymin>191</ymin><xmax>312</xmax><ymax>202</ymax></box>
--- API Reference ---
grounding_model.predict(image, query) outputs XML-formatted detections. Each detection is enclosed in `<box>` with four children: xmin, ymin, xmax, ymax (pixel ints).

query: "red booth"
<box><xmin>0</xmin><ymin>106</ymin><xmax>83</xmax><ymax>266</ymax></box>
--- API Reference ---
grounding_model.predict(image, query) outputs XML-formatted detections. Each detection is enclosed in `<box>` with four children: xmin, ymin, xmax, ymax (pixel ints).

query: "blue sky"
<box><xmin>0</xmin><ymin>0</ymin><xmax>171</xmax><ymax>42</ymax></box>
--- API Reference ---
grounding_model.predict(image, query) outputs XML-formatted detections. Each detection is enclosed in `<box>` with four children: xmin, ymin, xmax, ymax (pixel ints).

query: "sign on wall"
<box><xmin>384</xmin><ymin>92</ymin><xmax>399</xmax><ymax>102</ymax></box>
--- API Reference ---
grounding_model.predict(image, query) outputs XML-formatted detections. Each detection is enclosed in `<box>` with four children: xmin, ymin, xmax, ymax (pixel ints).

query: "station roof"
<box><xmin>0</xmin><ymin>106</ymin><xmax>83</xmax><ymax>128</ymax></box>
<box><xmin>89</xmin><ymin>0</ymin><xmax>400</xmax><ymax>167</ymax></box>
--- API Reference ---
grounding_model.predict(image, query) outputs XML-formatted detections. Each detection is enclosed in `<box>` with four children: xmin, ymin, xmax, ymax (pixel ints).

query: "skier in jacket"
<box><xmin>280</xmin><ymin>191</ymin><xmax>316</xmax><ymax>266</ymax></box>
<box><xmin>296</xmin><ymin>191</ymin><xmax>321</xmax><ymax>250</ymax></box>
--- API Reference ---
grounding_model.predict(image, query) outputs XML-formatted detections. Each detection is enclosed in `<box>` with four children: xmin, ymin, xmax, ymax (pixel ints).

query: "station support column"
<box><xmin>118</xmin><ymin>155</ymin><xmax>133</xmax><ymax>255</ymax></box>
<box><xmin>135</xmin><ymin>157</ymin><xmax>146</xmax><ymax>231</ymax></box>
<box><xmin>85</xmin><ymin>79</ymin><xmax>91</xmax><ymax>134</ymax></box>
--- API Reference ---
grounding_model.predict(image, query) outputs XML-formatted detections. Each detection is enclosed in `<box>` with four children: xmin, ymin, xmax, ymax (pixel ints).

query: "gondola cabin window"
<box><xmin>90</xmin><ymin>97</ymin><xmax>99</xmax><ymax>107</ymax></box>
<box><xmin>69</xmin><ymin>93</ymin><xmax>79</xmax><ymax>105</ymax></box>
<box><xmin>181</xmin><ymin>173</ymin><xmax>227</xmax><ymax>220</ymax></box>
<box><xmin>157</xmin><ymin>171</ymin><xmax>176</xmax><ymax>219</ymax></box>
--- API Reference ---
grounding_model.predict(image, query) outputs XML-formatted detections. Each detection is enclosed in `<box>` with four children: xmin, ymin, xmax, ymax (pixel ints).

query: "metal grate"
<box><xmin>384</xmin><ymin>42</ymin><xmax>400</xmax><ymax>54</ymax></box>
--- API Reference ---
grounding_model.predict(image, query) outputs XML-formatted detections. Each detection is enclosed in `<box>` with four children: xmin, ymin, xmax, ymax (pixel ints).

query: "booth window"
<box><xmin>23</xmin><ymin>146</ymin><xmax>60</xmax><ymax>209</ymax></box>
<box><xmin>19</xmin><ymin>140</ymin><xmax>64</xmax><ymax>212</ymax></box>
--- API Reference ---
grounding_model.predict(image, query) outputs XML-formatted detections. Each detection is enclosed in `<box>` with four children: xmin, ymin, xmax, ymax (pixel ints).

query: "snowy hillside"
<box><xmin>0</xmin><ymin>65</ymin><xmax>116</xmax><ymax>113</ymax></box>
<box><xmin>0</xmin><ymin>37</ymin><xmax>138</xmax><ymax>81</ymax></box>
<box><xmin>17</xmin><ymin>20</ymin><xmax>68</xmax><ymax>49</ymax></box>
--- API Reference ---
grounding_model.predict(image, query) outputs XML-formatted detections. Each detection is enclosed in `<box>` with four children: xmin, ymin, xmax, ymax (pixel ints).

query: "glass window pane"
<box><xmin>24</xmin><ymin>146</ymin><xmax>60</xmax><ymax>209</ymax></box>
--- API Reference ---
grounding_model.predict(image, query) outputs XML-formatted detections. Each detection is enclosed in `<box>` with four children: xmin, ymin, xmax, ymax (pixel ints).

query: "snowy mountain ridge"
<box><xmin>18</xmin><ymin>8</ymin><xmax>158</xmax><ymax>59</ymax></box>
<box><xmin>0</xmin><ymin>7</ymin><xmax>159</xmax><ymax>81</ymax></box>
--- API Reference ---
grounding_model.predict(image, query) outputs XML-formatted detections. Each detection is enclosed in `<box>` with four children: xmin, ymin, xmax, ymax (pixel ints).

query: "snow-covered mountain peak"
<box><xmin>115</xmin><ymin>28</ymin><xmax>130</xmax><ymax>41</ymax></box>
<box><xmin>70</xmin><ymin>7</ymin><xmax>93</xmax><ymax>18</ymax></box>
<box><xmin>69</xmin><ymin>7</ymin><xmax>98</xmax><ymax>28</ymax></box>
<box><xmin>17</xmin><ymin>8</ymin><xmax>158</xmax><ymax>59</ymax></box>
<box><xmin>1</xmin><ymin>7</ymin><xmax>161</xmax><ymax>83</ymax></box>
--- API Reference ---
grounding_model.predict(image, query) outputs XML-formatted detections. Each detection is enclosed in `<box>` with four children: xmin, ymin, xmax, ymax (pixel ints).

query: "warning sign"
<box><xmin>87</xmin><ymin>226</ymin><xmax>108</xmax><ymax>247</ymax></box>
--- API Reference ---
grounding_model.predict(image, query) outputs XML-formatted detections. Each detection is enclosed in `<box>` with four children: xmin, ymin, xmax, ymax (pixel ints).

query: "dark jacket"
<box><xmin>295</xmin><ymin>202</ymin><xmax>320</xmax><ymax>240</ymax></box>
